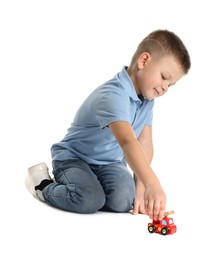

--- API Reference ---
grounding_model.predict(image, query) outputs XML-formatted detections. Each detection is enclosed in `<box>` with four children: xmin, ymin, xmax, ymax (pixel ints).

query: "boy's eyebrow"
<box><xmin>164</xmin><ymin>72</ymin><xmax>177</xmax><ymax>86</ymax></box>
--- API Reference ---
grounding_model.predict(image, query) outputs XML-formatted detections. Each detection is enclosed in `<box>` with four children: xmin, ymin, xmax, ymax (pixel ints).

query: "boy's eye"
<box><xmin>161</xmin><ymin>74</ymin><xmax>166</xmax><ymax>80</ymax></box>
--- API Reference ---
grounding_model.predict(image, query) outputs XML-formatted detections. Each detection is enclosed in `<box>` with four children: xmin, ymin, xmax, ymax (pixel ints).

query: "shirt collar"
<box><xmin>119</xmin><ymin>66</ymin><xmax>142</xmax><ymax>103</ymax></box>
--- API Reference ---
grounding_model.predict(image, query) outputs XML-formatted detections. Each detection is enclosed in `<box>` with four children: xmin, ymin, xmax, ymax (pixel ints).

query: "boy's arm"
<box><xmin>109</xmin><ymin>121</ymin><xmax>166</xmax><ymax>220</ymax></box>
<box><xmin>133</xmin><ymin>125</ymin><xmax>154</xmax><ymax>215</ymax></box>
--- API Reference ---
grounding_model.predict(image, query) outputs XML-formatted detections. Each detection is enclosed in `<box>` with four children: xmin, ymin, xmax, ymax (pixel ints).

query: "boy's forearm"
<box><xmin>134</xmin><ymin>174</ymin><xmax>145</xmax><ymax>196</ymax></box>
<box><xmin>122</xmin><ymin>139</ymin><xmax>159</xmax><ymax>187</ymax></box>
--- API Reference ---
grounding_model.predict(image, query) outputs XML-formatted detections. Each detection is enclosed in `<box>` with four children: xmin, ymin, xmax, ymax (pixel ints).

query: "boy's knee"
<box><xmin>45</xmin><ymin>183</ymin><xmax>106</xmax><ymax>214</ymax></box>
<box><xmin>104</xmin><ymin>186</ymin><xmax>135</xmax><ymax>212</ymax></box>
<box><xmin>77</xmin><ymin>194</ymin><xmax>105</xmax><ymax>214</ymax></box>
<box><xmin>69</xmin><ymin>185</ymin><xmax>106</xmax><ymax>214</ymax></box>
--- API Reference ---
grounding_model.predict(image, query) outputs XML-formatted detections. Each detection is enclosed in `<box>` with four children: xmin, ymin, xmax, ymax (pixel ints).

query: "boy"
<box><xmin>25</xmin><ymin>29</ymin><xmax>191</xmax><ymax>220</ymax></box>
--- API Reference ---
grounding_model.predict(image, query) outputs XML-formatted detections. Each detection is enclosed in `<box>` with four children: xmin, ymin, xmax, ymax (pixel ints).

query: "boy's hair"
<box><xmin>130</xmin><ymin>29</ymin><xmax>191</xmax><ymax>74</ymax></box>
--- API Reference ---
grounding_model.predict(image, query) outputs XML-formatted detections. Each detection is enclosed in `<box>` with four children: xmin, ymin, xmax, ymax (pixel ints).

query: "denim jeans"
<box><xmin>42</xmin><ymin>159</ymin><xmax>135</xmax><ymax>213</ymax></box>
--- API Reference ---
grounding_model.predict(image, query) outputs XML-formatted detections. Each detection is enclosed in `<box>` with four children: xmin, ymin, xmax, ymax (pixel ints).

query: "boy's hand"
<box><xmin>133</xmin><ymin>187</ymin><xmax>146</xmax><ymax>215</ymax></box>
<box><xmin>144</xmin><ymin>183</ymin><xmax>166</xmax><ymax>220</ymax></box>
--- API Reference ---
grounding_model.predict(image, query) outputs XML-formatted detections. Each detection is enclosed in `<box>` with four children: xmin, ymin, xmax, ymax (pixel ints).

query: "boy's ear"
<box><xmin>137</xmin><ymin>52</ymin><xmax>151</xmax><ymax>70</ymax></box>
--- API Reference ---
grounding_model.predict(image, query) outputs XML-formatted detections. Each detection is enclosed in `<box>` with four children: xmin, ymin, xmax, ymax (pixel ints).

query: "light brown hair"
<box><xmin>129</xmin><ymin>29</ymin><xmax>191</xmax><ymax>74</ymax></box>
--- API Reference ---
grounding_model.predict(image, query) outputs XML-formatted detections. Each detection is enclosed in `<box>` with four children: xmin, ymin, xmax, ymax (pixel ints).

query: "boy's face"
<box><xmin>134</xmin><ymin>54</ymin><xmax>184</xmax><ymax>100</ymax></box>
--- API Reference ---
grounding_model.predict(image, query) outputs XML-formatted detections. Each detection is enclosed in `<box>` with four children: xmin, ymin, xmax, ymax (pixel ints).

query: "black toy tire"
<box><xmin>161</xmin><ymin>227</ymin><xmax>168</xmax><ymax>235</ymax></box>
<box><xmin>148</xmin><ymin>225</ymin><xmax>156</xmax><ymax>233</ymax></box>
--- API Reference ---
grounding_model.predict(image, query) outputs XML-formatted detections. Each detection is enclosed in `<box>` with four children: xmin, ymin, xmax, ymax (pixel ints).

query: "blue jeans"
<box><xmin>43</xmin><ymin>159</ymin><xmax>135</xmax><ymax>213</ymax></box>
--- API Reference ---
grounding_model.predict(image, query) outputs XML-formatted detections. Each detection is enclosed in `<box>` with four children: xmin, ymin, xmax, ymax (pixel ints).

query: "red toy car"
<box><xmin>148</xmin><ymin>211</ymin><xmax>177</xmax><ymax>235</ymax></box>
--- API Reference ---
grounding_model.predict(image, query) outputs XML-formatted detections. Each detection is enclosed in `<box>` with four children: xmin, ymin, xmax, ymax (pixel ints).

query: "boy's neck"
<box><xmin>126</xmin><ymin>66</ymin><xmax>140</xmax><ymax>95</ymax></box>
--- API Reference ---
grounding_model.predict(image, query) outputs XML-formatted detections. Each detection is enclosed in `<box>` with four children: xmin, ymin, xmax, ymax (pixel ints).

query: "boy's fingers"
<box><xmin>133</xmin><ymin>201</ymin><xmax>139</xmax><ymax>215</ymax></box>
<box><xmin>158</xmin><ymin>201</ymin><xmax>166</xmax><ymax>220</ymax></box>
<box><xmin>146</xmin><ymin>200</ymin><xmax>154</xmax><ymax>219</ymax></box>
<box><xmin>139</xmin><ymin>203</ymin><xmax>146</xmax><ymax>214</ymax></box>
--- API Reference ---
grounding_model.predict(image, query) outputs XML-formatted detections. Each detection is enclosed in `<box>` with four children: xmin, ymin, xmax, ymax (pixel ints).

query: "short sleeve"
<box><xmin>95</xmin><ymin>90</ymin><xmax>130</xmax><ymax>128</ymax></box>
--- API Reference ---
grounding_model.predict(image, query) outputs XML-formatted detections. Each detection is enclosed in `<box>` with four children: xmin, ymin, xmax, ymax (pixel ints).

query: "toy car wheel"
<box><xmin>148</xmin><ymin>225</ymin><xmax>156</xmax><ymax>233</ymax></box>
<box><xmin>161</xmin><ymin>227</ymin><xmax>168</xmax><ymax>235</ymax></box>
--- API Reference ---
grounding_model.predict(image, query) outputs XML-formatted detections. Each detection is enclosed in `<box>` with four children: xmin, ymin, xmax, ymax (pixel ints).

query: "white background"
<box><xmin>1</xmin><ymin>0</ymin><xmax>221</xmax><ymax>259</ymax></box>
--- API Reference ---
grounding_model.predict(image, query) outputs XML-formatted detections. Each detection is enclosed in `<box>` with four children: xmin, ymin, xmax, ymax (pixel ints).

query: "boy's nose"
<box><xmin>162</xmin><ymin>83</ymin><xmax>169</xmax><ymax>93</ymax></box>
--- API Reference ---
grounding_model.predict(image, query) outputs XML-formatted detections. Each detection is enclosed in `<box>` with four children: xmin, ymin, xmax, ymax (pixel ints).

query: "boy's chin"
<box><xmin>146</xmin><ymin>95</ymin><xmax>155</xmax><ymax>101</ymax></box>
<box><xmin>142</xmin><ymin>92</ymin><xmax>156</xmax><ymax>101</ymax></box>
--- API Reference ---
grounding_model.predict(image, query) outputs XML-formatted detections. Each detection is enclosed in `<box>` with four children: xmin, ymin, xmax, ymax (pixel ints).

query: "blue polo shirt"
<box><xmin>51</xmin><ymin>67</ymin><xmax>154</xmax><ymax>165</ymax></box>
